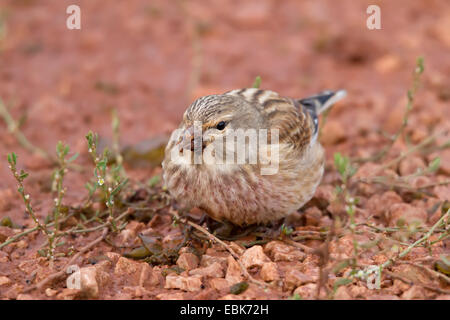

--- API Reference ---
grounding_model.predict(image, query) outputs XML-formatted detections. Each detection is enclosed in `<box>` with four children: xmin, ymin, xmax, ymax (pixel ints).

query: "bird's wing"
<box><xmin>225</xmin><ymin>88</ymin><xmax>315</xmax><ymax>152</ymax></box>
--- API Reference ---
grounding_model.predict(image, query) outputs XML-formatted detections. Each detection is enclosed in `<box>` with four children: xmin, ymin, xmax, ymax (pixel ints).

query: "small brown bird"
<box><xmin>162</xmin><ymin>88</ymin><xmax>346</xmax><ymax>226</ymax></box>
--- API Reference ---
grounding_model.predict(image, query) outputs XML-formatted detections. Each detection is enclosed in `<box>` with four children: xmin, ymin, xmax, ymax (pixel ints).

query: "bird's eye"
<box><xmin>216</xmin><ymin>121</ymin><xmax>227</xmax><ymax>130</ymax></box>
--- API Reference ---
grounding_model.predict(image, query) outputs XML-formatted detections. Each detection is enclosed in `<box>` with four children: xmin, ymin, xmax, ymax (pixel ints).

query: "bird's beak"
<box><xmin>178</xmin><ymin>125</ymin><xmax>203</xmax><ymax>153</ymax></box>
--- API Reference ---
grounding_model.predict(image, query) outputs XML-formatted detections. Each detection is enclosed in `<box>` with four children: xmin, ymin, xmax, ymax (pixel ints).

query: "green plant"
<box><xmin>85</xmin><ymin>131</ymin><xmax>128</xmax><ymax>232</ymax></box>
<box><xmin>356</xmin><ymin>56</ymin><xmax>425</xmax><ymax>163</ymax></box>
<box><xmin>252</xmin><ymin>75</ymin><xmax>262</xmax><ymax>88</ymax></box>
<box><xmin>7</xmin><ymin>153</ymin><xmax>53</xmax><ymax>260</ymax></box>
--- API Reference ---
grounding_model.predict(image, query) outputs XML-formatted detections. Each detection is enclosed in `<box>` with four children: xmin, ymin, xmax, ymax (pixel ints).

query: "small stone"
<box><xmin>16</xmin><ymin>240</ymin><xmax>28</xmax><ymax>249</ymax></box>
<box><xmin>304</xmin><ymin>206</ymin><xmax>322</xmax><ymax>226</ymax></box>
<box><xmin>201</xmin><ymin>254</ymin><xmax>228</xmax><ymax>270</ymax></box>
<box><xmin>260</xmin><ymin>262</ymin><xmax>280</xmax><ymax>282</ymax></box>
<box><xmin>93</xmin><ymin>260</ymin><xmax>112</xmax><ymax>274</ymax></box>
<box><xmin>439</xmin><ymin>149</ymin><xmax>450</xmax><ymax>175</ymax></box>
<box><xmin>293</xmin><ymin>283</ymin><xmax>317</xmax><ymax>299</ymax></box>
<box><xmin>164</xmin><ymin>274</ymin><xmax>203</xmax><ymax>292</ymax></box>
<box><xmin>434</xmin><ymin>185</ymin><xmax>450</xmax><ymax>202</ymax></box>
<box><xmin>367</xmin><ymin>294</ymin><xmax>400</xmax><ymax>300</ymax></box>
<box><xmin>240</xmin><ymin>245</ymin><xmax>270</xmax><ymax>269</ymax></box>
<box><xmin>228</xmin><ymin>242</ymin><xmax>245</xmax><ymax>256</ymax></box>
<box><xmin>105</xmin><ymin>252</ymin><xmax>121</xmax><ymax>264</ymax></box>
<box><xmin>321</xmin><ymin>120</ymin><xmax>346</xmax><ymax>145</ymax></box>
<box><xmin>410</xmin><ymin>125</ymin><xmax>429</xmax><ymax>144</ymax></box>
<box><xmin>372</xmin><ymin>253</ymin><xmax>389</xmax><ymax>265</ymax></box>
<box><xmin>0</xmin><ymin>226</ymin><xmax>15</xmax><ymax>243</ymax></box>
<box><xmin>219</xmin><ymin>294</ymin><xmax>244</xmax><ymax>300</ymax></box>
<box><xmin>125</xmin><ymin>220</ymin><xmax>145</xmax><ymax>234</ymax></box>
<box><xmin>230</xmin><ymin>0</ymin><xmax>271</xmax><ymax>27</ymax></box>
<box><xmin>225</xmin><ymin>256</ymin><xmax>244</xmax><ymax>285</ymax></box>
<box><xmin>4</xmin><ymin>284</ymin><xmax>23</xmax><ymax>299</ymax></box>
<box><xmin>401</xmin><ymin>285</ymin><xmax>425</xmax><ymax>300</ymax></box>
<box><xmin>329</xmin><ymin>234</ymin><xmax>355</xmax><ymax>258</ymax></box>
<box><xmin>0</xmin><ymin>188</ymin><xmax>13</xmax><ymax>211</ymax></box>
<box><xmin>176</xmin><ymin>253</ymin><xmax>199</xmax><ymax>271</ymax></box>
<box><xmin>430</xmin><ymin>14</ymin><xmax>450</xmax><ymax>47</ymax></box>
<box><xmin>334</xmin><ymin>286</ymin><xmax>352</xmax><ymax>300</ymax></box>
<box><xmin>156</xmin><ymin>292</ymin><xmax>187</xmax><ymax>300</ymax></box>
<box><xmin>114</xmin><ymin>257</ymin><xmax>143</xmax><ymax>284</ymax></box>
<box><xmin>399</xmin><ymin>156</ymin><xmax>426</xmax><ymax>176</ymax></box>
<box><xmin>16</xmin><ymin>294</ymin><xmax>35</xmax><ymax>300</ymax></box>
<box><xmin>383</xmin><ymin>100</ymin><xmax>407</xmax><ymax>134</ymax></box>
<box><xmin>314</xmin><ymin>184</ymin><xmax>335</xmax><ymax>205</ymax></box>
<box><xmin>264</xmin><ymin>241</ymin><xmax>306</xmax><ymax>262</ymax></box>
<box><xmin>139</xmin><ymin>263</ymin><xmax>160</xmax><ymax>287</ymax></box>
<box><xmin>194</xmin><ymin>288</ymin><xmax>219</xmax><ymax>300</ymax></box>
<box><xmin>388</xmin><ymin>203</ymin><xmax>427</xmax><ymax>227</ymax></box>
<box><xmin>119</xmin><ymin>229</ymin><xmax>135</xmax><ymax>243</ymax></box>
<box><xmin>209</xmin><ymin>278</ymin><xmax>230</xmax><ymax>291</ymax></box>
<box><xmin>348</xmin><ymin>285</ymin><xmax>368</xmax><ymax>298</ymax></box>
<box><xmin>319</xmin><ymin>215</ymin><xmax>333</xmax><ymax>227</ymax></box>
<box><xmin>0</xmin><ymin>276</ymin><xmax>12</xmax><ymax>286</ymax></box>
<box><xmin>57</xmin><ymin>288</ymin><xmax>80</xmax><ymax>300</ymax></box>
<box><xmin>189</xmin><ymin>262</ymin><xmax>224</xmax><ymax>278</ymax></box>
<box><xmin>284</xmin><ymin>269</ymin><xmax>314</xmax><ymax>291</ymax></box>
<box><xmin>366</xmin><ymin>191</ymin><xmax>403</xmax><ymax>220</ymax></box>
<box><xmin>115</xmin><ymin>292</ymin><xmax>133</xmax><ymax>300</ymax></box>
<box><xmin>24</xmin><ymin>153</ymin><xmax>52</xmax><ymax>170</ymax></box>
<box><xmin>122</xmin><ymin>285</ymin><xmax>149</xmax><ymax>298</ymax></box>
<box><xmin>0</xmin><ymin>251</ymin><xmax>8</xmax><ymax>263</ymax></box>
<box><xmin>391</xmin><ymin>279</ymin><xmax>410</xmax><ymax>295</ymax></box>
<box><xmin>374</xmin><ymin>54</ymin><xmax>400</xmax><ymax>74</ymax></box>
<box><xmin>69</xmin><ymin>266</ymin><xmax>100</xmax><ymax>299</ymax></box>
<box><xmin>45</xmin><ymin>288</ymin><xmax>58</xmax><ymax>297</ymax></box>
<box><xmin>411</xmin><ymin>176</ymin><xmax>431</xmax><ymax>189</ymax></box>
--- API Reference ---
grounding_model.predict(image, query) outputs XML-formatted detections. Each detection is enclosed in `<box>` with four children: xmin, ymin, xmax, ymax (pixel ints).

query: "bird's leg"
<box><xmin>197</xmin><ymin>212</ymin><xmax>209</xmax><ymax>226</ymax></box>
<box><xmin>204</xmin><ymin>217</ymin><xmax>234</xmax><ymax>239</ymax></box>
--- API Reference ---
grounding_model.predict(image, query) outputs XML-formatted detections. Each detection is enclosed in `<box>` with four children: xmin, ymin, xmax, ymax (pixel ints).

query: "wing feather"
<box><xmin>225</xmin><ymin>88</ymin><xmax>315</xmax><ymax>152</ymax></box>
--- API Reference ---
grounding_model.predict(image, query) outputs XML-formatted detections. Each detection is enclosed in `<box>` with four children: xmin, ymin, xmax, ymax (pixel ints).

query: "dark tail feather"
<box><xmin>299</xmin><ymin>90</ymin><xmax>347</xmax><ymax>115</ymax></box>
<box><xmin>298</xmin><ymin>90</ymin><xmax>347</xmax><ymax>137</ymax></box>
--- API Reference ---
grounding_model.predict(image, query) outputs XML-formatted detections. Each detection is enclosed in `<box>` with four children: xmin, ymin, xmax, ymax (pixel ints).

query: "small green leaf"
<box><xmin>407</xmin><ymin>89</ymin><xmax>413</xmax><ymax>101</ymax></box>
<box><xmin>415</xmin><ymin>56</ymin><xmax>424</xmax><ymax>74</ymax></box>
<box><xmin>56</xmin><ymin>141</ymin><xmax>63</xmax><ymax>154</ymax></box>
<box><xmin>440</xmin><ymin>255</ymin><xmax>450</xmax><ymax>267</ymax></box>
<box><xmin>112</xmin><ymin>109</ymin><xmax>120</xmax><ymax>131</ymax></box>
<box><xmin>67</xmin><ymin>152</ymin><xmax>79</xmax><ymax>163</ymax></box>
<box><xmin>442</xmin><ymin>200</ymin><xmax>450</xmax><ymax>214</ymax></box>
<box><xmin>360</xmin><ymin>238</ymin><xmax>381</xmax><ymax>249</ymax></box>
<box><xmin>110</xmin><ymin>178</ymin><xmax>129</xmax><ymax>197</ymax></box>
<box><xmin>230</xmin><ymin>281</ymin><xmax>249</xmax><ymax>295</ymax></box>
<box><xmin>428</xmin><ymin>157</ymin><xmax>440</xmax><ymax>172</ymax></box>
<box><xmin>332</xmin><ymin>259</ymin><xmax>350</xmax><ymax>274</ymax></box>
<box><xmin>252</xmin><ymin>76</ymin><xmax>261</xmax><ymax>88</ymax></box>
<box><xmin>0</xmin><ymin>216</ymin><xmax>13</xmax><ymax>227</ymax></box>
<box><xmin>333</xmin><ymin>278</ymin><xmax>352</xmax><ymax>292</ymax></box>
<box><xmin>435</xmin><ymin>258</ymin><xmax>450</xmax><ymax>276</ymax></box>
<box><xmin>19</xmin><ymin>170</ymin><xmax>29</xmax><ymax>180</ymax></box>
<box><xmin>280</xmin><ymin>224</ymin><xmax>293</xmax><ymax>236</ymax></box>
<box><xmin>148</xmin><ymin>175</ymin><xmax>160</xmax><ymax>188</ymax></box>
<box><xmin>289</xmin><ymin>293</ymin><xmax>302</xmax><ymax>300</ymax></box>
<box><xmin>124</xmin><ymin>246</ymin><xmax>151</xmax><ymax>259</ymax></box>
<box><xmin>333</xmin><ymin>152</ymin><xmax>346</xmax><ymax>176</ymax></box>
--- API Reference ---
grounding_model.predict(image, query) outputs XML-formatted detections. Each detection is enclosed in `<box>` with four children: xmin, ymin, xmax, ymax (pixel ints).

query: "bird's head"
<box><xmin>173</xmin><ymin>94</ymin><xmax>267</xmax><ymax>157</ymax></box>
